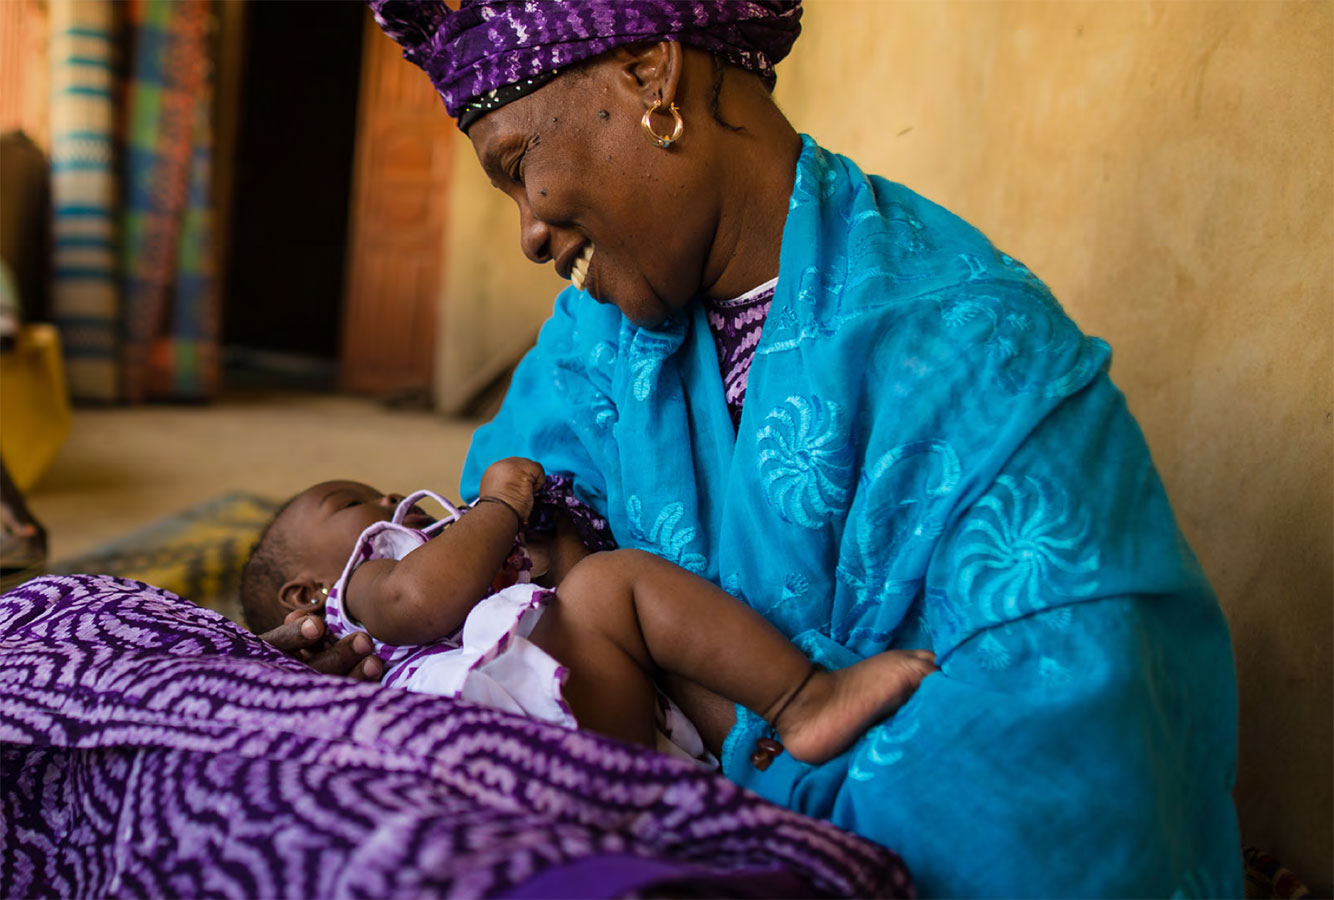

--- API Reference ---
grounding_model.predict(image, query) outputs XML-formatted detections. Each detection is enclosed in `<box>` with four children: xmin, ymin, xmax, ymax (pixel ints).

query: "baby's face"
<box><xmin>280</xmin><ymin>481</ymin><xmax>432</xmax><ymax>584</ymax></box>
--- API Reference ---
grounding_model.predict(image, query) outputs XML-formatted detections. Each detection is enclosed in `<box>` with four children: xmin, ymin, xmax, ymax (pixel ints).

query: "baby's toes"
<box><xmin>893</xmin><ymin>654</ymin><xmax>938</xmax><ymax>690</ymax></box>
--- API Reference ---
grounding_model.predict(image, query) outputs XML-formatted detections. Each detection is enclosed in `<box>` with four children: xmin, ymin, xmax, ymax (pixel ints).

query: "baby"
<box><xmin>241</xmin><ymin>457</ymin><xmax>936</xmax><ymax>766</ymax></box>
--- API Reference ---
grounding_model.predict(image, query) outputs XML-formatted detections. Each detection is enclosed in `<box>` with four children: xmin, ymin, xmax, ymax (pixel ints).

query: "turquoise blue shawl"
<box><xmin>464</xmin><ymin>137</ymin><xmax>1241</xmax><ymax>897</ymax></box>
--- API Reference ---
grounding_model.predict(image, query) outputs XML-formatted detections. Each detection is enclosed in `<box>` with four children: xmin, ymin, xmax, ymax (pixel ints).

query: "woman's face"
<box><xmin>467</xmin><ymin>58</ymin><xmax>721</xmax><ymax>327</ymax></box>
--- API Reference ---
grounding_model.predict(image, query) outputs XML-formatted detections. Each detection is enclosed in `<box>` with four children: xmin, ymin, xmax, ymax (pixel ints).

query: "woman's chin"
<box><xmin>620</xmin><ymin>295</ymin><xmax>680</xmax><ymax>329</ymax></box>
<box><xmin>585</xmin><ymin>271</ymin><xmax>675</xmax><ymax>328</ymax></box>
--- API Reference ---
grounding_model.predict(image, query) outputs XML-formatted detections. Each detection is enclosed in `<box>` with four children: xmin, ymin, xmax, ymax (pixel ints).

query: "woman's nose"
<box><xmin>519</xmin><ymin>202</ymin><xmax>552</xmax><ymax>265</ymax></box>
<box><xmin>380</xmin><ymin>493</ymin><xmax>404</xmax><ymax>508</ymax></box>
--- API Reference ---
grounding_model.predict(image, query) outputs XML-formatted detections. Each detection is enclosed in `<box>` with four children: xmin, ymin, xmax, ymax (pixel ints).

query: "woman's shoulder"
<box><xmin>777</xmin><ymin>139</ymin><xmax>1109</xmax><ymax>401</ymax></box>
<box><xmin>798</xmin><ymin>138</ymin><xmax>1048</xmax><ymax>299</ymax></box>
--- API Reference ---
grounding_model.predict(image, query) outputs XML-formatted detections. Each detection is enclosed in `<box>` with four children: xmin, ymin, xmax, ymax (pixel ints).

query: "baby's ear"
<box><xmin>278</xmin><ymin>577</ymin><xmax>326</xmax><ymax>614</ymax></box>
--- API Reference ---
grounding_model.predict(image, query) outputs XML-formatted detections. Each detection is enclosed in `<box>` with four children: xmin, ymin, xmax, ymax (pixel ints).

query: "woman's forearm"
<box><xmin>344</xmin><ymin>502</ymin><xmax>520</xmax><ymax>645</ymax></box>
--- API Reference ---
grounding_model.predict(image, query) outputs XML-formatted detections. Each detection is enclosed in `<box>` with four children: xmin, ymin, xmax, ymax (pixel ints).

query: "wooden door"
<box><xmin>338</xmin><ymin>8</ymin><xmax>453</xmax><ymax>399</ymax></box>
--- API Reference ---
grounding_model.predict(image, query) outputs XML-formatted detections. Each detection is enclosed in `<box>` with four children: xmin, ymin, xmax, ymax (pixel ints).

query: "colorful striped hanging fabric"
<box><xmin>120</xmin><ymin>0</ymin><xmax>218</xmax><ymax>402</ymax></box>
<box><xmin>47</xmin><ymin>0</ymin><xmax>120</xmax><ymax>402</ymax></box>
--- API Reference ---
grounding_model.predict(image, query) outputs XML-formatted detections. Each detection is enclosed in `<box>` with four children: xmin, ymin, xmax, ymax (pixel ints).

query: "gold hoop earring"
<box><xmin>641</xmin><ymin>100</ymin><xmax>684</xmax><ymax>149</ymax></box>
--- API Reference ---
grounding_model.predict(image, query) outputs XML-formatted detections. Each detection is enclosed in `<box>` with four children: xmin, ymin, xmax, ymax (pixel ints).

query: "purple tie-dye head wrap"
<box><xmin>369</xmin><ymin>0</ymin><xmax>802</xmax><ymax>130</ymax></box>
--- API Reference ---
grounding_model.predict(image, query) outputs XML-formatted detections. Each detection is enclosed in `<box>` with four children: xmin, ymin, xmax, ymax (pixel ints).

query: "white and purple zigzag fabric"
<box><xmin>1</xmin><ymin>574</ymin><xmax>913</xmax><ymax>898</ymax></box>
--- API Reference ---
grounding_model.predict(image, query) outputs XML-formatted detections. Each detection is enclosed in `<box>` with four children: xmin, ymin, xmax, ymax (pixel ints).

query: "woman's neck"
<box><xmin>698</xmin><ymin>80</ymin><xmax>801</xmax><ymax>302</ymax></box>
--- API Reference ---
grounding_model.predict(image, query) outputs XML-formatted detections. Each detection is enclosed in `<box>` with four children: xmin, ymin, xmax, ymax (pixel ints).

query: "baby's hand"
<box><xmin>260</xmin><ymin>609</ymin><xmax>384</xmax><ymax>682</ymax></box>
<box><xmin>479</xmin><ymin>457</ymin><xmax>546</xmax><ymax>522</ymax></box>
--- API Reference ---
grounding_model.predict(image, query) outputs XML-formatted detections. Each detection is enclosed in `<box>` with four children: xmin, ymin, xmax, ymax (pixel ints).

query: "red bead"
<box><xmin>750</xmin><ymin>737</ymin><xmax>785</xmax><ymax>770</ymax></box>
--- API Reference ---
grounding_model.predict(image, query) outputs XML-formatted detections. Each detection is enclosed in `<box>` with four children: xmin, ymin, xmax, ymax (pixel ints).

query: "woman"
<box><xmin>271</xmin><ymin>2</ymin><xmax>1241</xmax><ymax>895</ymax></box>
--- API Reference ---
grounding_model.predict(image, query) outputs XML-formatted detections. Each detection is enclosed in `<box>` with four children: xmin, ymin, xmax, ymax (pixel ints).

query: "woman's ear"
<box><xmin>609</xmin><ymin>40</ymin><xmax>684</xmax><ymax>106</ymax></box>
<box><xmin>278</xmin><ymin>577</ymin><xmax>326</xmax><ymax>614</ymax></box>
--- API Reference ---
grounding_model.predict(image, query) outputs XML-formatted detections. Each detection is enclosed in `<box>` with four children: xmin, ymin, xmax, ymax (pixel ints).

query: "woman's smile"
<box><xmin>570</xmin><ymin>244</ymin><xmax>594</xmax><ymax>293</ymax></box>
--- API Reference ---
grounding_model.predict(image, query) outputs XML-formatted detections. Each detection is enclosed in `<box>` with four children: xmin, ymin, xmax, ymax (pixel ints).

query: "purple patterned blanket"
<box><xmin>1</xmin><ymin>575</ymin><xmax>912</xmax><ymax>898</ymax></box>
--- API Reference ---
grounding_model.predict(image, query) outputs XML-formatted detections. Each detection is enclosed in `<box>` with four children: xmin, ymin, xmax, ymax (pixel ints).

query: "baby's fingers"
<box><xmin>898</xmin><ymin>649</ymin><xmax>939</xmax><ymax>680</ymax></box>
<box><xmin>305</xmin><ymin>631</ymin><xmax>383</xmax><ymax>681</ymax></box>
<box><xmin>260</xmin><ymin>611</ymin><xmax>326</xmax><ymax>654</ymax></box>
<box><xmin>349</xmin><ymin>652</ymin><xmax>386</xmax><ymax>682</ymax></box>
<box><xmin>526</xmin><ymin>458</ymin><xmax>546</xmax><ymax>487</ymax></box>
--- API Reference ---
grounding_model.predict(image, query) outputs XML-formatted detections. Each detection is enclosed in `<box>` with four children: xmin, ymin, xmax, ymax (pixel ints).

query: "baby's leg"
<box><xmin>529</xmin><ymin>549</ymin><xmax>936</xmax><ymax>762</ymax></box>
<box><xmin>524</xmin><ymin>567</ymin><xmax>660</xmax><ymax>747</ymax></box>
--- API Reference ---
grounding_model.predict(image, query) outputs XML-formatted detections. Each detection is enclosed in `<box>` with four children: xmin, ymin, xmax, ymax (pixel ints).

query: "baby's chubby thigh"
<box><xmin>527</xmin><ymin>549</ymin><xmax>659</xmax><ymax>747</ymax></box>
<box><xmin>551</xmin><ymin>550</ymin><xmax>665</xmax><ymax>643</ymax></box>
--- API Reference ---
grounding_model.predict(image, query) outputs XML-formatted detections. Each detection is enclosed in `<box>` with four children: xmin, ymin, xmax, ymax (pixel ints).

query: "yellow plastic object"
<box><xmin>0</xmin><ymin>324</ymin><xmax>72</xmax><ymax>491</ymax></box>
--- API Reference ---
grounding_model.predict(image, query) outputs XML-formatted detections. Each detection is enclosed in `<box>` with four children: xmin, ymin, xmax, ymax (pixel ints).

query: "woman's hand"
<box><xmin>479</xmin><ymin>456</ymin><xmax>546</xmax><ymax>522</ymax></box>
<box><xmin>259</xmin><ymin>607</ymin><xmax>384</xmax><ymax>681</ymax></box>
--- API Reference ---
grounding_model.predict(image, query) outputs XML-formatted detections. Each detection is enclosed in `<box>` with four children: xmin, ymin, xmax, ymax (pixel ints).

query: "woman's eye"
<box><xmin>509</xmin><ymin>137</ymin><xmax>537</xmax><ymax>185</ymax></box>
<box><xmin>342</xmin><ymin>500</ymin><xmax>361</xmax><ymax>509</ymax></box>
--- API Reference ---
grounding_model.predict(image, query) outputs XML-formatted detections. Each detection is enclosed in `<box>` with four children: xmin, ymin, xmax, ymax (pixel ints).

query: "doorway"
<box><xmin>221</xmin><ymin>0</ymin><xmax>364</xmax><ymax>390</ymax></box>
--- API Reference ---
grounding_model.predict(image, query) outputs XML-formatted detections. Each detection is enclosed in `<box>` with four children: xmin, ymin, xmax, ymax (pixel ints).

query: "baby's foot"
<box><xmin>774</xmin><ymin>650</ymin><xmax>937</xmax><ymax>765</ymax></box>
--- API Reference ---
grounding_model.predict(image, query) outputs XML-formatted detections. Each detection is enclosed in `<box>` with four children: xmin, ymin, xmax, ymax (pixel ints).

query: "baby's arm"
<box><xmin>343</xmin><ymin>457</ymin><xmax>544</xmax><ymax>646</ymax></box>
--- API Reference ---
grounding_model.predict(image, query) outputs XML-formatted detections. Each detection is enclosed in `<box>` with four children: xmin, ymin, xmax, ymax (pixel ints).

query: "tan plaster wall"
<box><xmin>435</xmin><ymin>2</ymin><xmax>1333</xmax><ymax>887</ymax></box>
<box><xmin>435</xmin><ymin>131</ymin><xmax>567</xmax><ymax>413</ymax></box>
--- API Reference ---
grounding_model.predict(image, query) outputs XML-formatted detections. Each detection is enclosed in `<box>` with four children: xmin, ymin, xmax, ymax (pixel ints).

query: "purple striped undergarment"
<box><xmin>704</xmin><ymin>277</ymin><xmax>777</xmax><ymax>430</ymax></box>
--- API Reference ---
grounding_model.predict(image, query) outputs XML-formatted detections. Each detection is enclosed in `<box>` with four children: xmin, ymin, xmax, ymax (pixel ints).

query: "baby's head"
<box><xmin>239</xmin><ymin>480</ymin><xmax>424</xmax><ymax>633</ymax></box>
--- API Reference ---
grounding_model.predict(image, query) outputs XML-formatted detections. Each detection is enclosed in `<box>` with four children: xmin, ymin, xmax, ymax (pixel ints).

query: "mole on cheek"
<box><xmin>598</xmin><ymin>109</ymin><xmax>609</xmax><ymax>121</ymax></box>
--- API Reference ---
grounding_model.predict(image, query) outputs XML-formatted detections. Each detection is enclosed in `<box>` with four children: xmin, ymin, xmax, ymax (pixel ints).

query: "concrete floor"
<box><xmin>28</xmin><ymin>391</ymin><xmax>480</xmax><ymax>564</ymax></box>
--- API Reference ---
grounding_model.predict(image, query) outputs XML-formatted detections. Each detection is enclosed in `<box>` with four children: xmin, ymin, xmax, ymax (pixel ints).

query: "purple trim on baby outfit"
<box><xmin>322</xmin><ymin>500</ymin><xmax>566</xmax><ymax>714</ymax></box>
<box><xmin>553</xmin><ymin>664</ymin><xmax>574</xmax><ymax>719</ymax></box>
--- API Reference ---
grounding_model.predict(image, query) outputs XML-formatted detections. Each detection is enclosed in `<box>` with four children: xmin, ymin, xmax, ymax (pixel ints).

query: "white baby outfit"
<box><xmin>325</xmin><ymin>490</ymin><xmax>713</xmax><ymax>763</ymax></box>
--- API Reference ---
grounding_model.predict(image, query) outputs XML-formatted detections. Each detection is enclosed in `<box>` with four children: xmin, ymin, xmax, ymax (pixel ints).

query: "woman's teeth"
<box><xmin>571</xmin><ymin>245</ymin><xmax>594</xmax><ymax>291</ymax></box>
